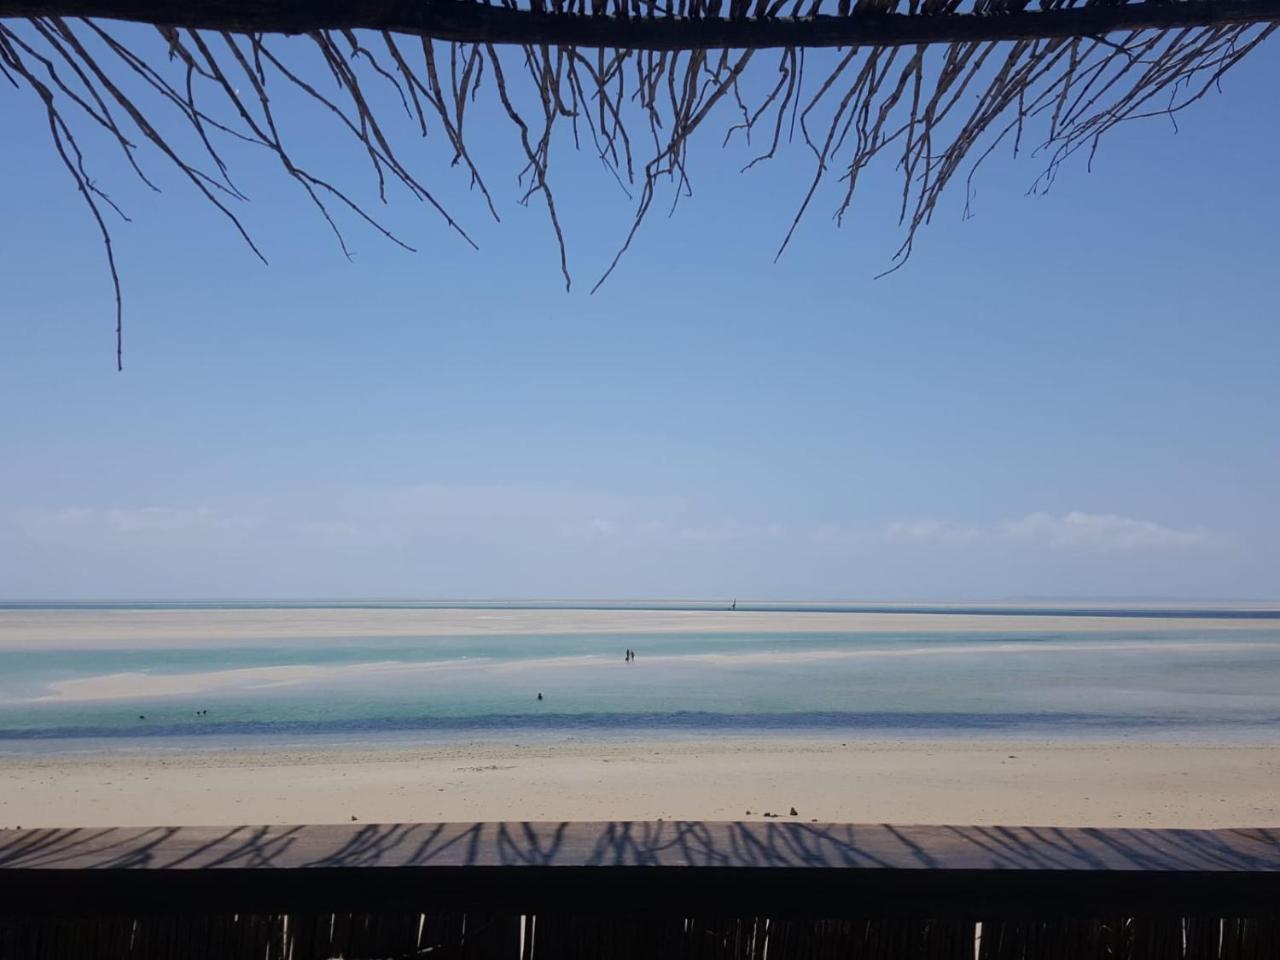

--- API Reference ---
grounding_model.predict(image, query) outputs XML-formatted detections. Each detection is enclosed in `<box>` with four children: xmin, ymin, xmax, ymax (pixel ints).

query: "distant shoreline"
<box><xmin>3</xmin><ymin>599</ymin><xmax>1279</xmax><ymax>618</ymax></box>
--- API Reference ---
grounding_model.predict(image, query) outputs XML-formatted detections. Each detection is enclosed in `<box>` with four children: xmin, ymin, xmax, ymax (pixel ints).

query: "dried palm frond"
<box><xmin>1</xmin><ymin>0</ymin><xmax>1275</xmax><ymax>367</ymax></box>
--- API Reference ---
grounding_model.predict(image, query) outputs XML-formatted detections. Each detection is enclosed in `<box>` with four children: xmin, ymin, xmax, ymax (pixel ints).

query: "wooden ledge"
<box><xmin>2</xmin><ymin>822</ymin><xmax>1279</xmax><ymax>918</ymax></box>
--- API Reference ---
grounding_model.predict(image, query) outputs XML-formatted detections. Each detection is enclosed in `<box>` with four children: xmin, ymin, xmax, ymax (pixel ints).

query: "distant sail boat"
<box><xmin>730</xmin><ymin>599</ymin><xmax>736</xmax><ymax>611</ymax></box>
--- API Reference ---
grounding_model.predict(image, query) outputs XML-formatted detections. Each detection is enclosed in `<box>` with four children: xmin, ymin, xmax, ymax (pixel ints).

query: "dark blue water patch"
<box><xmin>1</xmin><ymin>710</ymin><xmax>1272</xmax><ymax>741</ymax></box>
<box><xmin>3</xmin><ymin>600</ymin><xmax>1277</xmax><ymax>619</ymax></box>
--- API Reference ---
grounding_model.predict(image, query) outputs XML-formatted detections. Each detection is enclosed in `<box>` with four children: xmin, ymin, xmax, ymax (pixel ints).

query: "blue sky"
<box><xmin>1</xmin><ymin>27</ymin><xmax>1277</xmax><ymax>600</ymax></box>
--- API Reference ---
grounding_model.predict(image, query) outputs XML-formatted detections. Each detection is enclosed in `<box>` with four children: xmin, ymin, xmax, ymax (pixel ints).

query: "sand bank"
<box><xmin>31</xmin><ymin>637</ymin><xmax>1278</xmax><ymax>703</ymax></box>
<box><xmin>3</xmin><ymin>607</ymin><xmax>1276</xmax><ymax>650</ymax></box>
<box><xmin>2</xmin><ymin>739</ymin><xmax>1278</xmax><ymax>829</ymax></box>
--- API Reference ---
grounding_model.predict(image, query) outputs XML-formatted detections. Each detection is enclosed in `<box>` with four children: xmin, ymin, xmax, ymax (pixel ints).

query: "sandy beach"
<box><xmin>3</xmin><ymin>738</ymin><xmax>1279</xmax><ymax>829</ymax></box>
<box><xmin>5</xmin><ymin>605</ymin><xmax>1279</xmax><ymax>833</ymax></box>
<box><xmin>4</xmin><ymin>606</ymin><xmax>1276</xmax><ymax>650</ymax></box>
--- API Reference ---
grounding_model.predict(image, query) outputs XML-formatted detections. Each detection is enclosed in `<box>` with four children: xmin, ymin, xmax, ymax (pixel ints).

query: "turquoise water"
<box><xmin>2</xmin><ymin>604</ymin><xmax>1279</xmax><ymax>749</ymax></box>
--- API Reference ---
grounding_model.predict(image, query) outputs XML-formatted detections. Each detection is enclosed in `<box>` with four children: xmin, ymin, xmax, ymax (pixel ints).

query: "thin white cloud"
<box><xmin>883</xmin><ymin>518</ymin><xmax>982</xmax><ymax>546</ymax></box>
<box><xmin>0</xmin><ymin>490</ymin><xmax>1242</xmax><ymax>598</ymax></box>
<box><xmin>559</xmin><ymin>517</ymin><xmax>620</xmax><ymax>539</ymax></box>
<box><xmin>884</xmin><ymin>511</ymin><xmax>1213</xmax><ymax>551</ymax></box>
<box><xmin>560</xmin><ymin>518</ymin><xmax>786</xmax><ymax>543</ymax></box>
<box><xmin>999</xmin><ymin>511</ymin><xmax>1209</xmax><ymax>550</ymax></box>
<box><xmin>676</xmin><ymin>521</ymin><xmax>786</xmax><ymax>543</ymax></box>
<box><xmin>103</xmin><ymin>506</ymin><xmax>246</xmax><ymax>535</ymax></box>
<box><xmin>9</xmin><ymin>500</ymin><xmax>1213</xmax><ymax>553</ymax></box>
<box><xmin>11</xmin><ymin>504</ymin><xmax>255</xmax><ymax>536</ymax></box>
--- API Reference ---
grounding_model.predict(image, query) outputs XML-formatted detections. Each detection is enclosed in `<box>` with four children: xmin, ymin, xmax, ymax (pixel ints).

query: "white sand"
<box><xmin>40</xmin><ymin>661</ymin><xmax>406</xmax><ymax>701</ymax></box>
<box><xmin>3</xmin><ymin>739</ymin><xmax>1279</xmax><ymax>829</ymax></box>
<box><xmin>2</xmin><ymin>606</ymin><xmax>1275</xmax><ymax>649</ymax></box>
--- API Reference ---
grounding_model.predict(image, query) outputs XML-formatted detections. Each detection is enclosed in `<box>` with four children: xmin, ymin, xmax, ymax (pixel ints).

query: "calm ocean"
<box><xmin>2</xmin><ymin>601</ymin><xmax>1278</xmax><ymax>752</ymax></box>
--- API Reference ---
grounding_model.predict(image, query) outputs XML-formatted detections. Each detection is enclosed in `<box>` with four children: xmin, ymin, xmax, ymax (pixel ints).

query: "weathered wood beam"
<box><xmin>2</xmin><ymin>0</ymin><xmax>1279</xmax><ymax>49</ymax></box>
<box><xmin>3</xmin><ymin>822</ymin><xmax>1280</xmax><ymax>918</ymax></box>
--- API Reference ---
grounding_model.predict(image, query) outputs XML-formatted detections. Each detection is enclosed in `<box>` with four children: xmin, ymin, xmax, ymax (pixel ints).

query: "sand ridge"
<box><xmin>27</xmin><ymin>637</ymin><xmax>1279</xmax><ymax>703</ymax></box>
<box><xmin>3</xmin><ymin>607</ymin><xmax>1276</xmax><ymax>649</ymax></box>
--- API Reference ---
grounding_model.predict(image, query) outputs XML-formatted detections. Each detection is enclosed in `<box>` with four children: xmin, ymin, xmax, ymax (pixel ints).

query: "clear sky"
<box><xmin>1</xmin><ymin>26</ymin><xmax>1277</xmax><ymax>601</ymax></box>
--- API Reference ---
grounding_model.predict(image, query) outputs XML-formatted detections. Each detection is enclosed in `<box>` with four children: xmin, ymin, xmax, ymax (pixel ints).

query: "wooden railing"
<box><xmin>2</xmin><ymin>822</ymin><xmax>1279</xmax><ymax>958</ymax></box>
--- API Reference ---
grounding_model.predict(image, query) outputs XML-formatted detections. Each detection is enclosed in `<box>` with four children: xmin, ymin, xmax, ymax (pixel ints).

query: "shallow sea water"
<box><xmin>2</xmin><ymin>602</ymin><xmax>1278</xmax><ymax>751</ymax></box>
